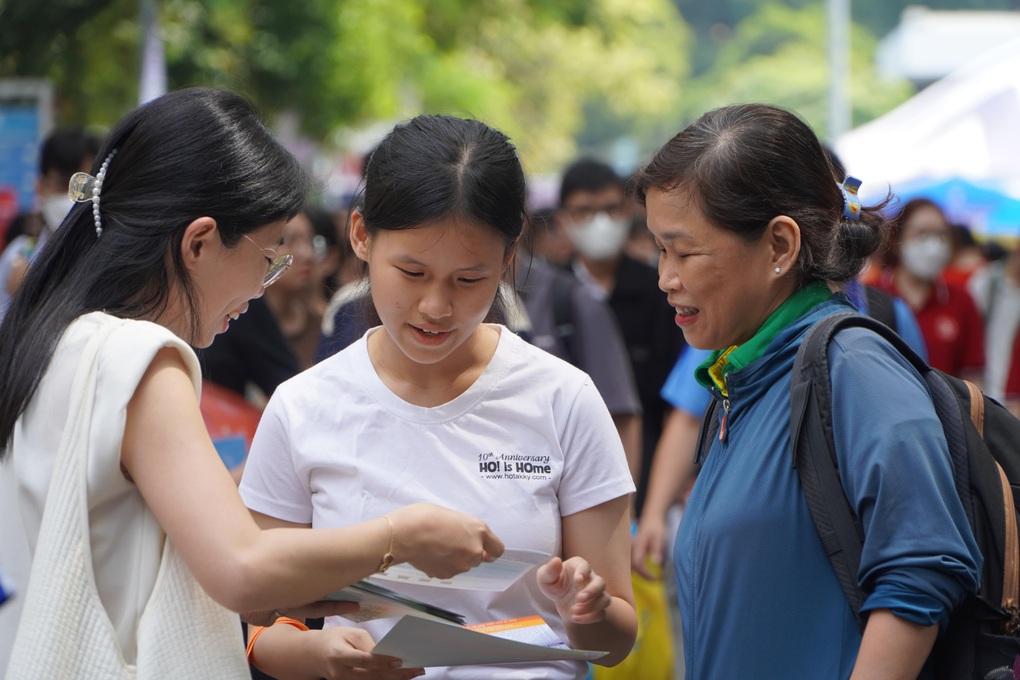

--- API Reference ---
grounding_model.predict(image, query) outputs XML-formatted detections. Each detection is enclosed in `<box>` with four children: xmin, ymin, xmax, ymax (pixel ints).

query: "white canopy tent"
<box><xmin>836</xmin><ymin>35</ymin><xmax>1020</xmax><ymax>192</ymax></box>
<box><xmin>835</xmin><ymin>36</ymin><xmax>1020</xmax><ymax>235</ymax></box>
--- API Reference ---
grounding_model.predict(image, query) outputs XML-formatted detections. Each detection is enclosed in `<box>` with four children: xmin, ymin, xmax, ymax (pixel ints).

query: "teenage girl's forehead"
<box><xmin>371</xmin><ymin>218</ymin><xmax>510</xmax><ymax>262</ymax></box>
<box><xmin>376</xmin><ymin>217</ymin><xmax>506</xmax><ymax>243</ymax></box>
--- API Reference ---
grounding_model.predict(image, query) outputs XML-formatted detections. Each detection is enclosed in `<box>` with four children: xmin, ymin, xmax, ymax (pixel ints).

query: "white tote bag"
<box><xmin>5</xmin><ymin>322</ymin><xmax>249</xmax><ymax>678</ymax></box>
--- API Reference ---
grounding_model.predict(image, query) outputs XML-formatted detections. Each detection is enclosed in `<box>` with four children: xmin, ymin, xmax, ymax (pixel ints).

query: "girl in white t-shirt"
<box><xmin>0</xmin><ymin>89</ymin><xmax>502</xmax><ymax>678</ymax></box>
<box><xmin>240</xmin><ymin>115</ymin><xmax>637</xmax><ymax>679</ymax></box>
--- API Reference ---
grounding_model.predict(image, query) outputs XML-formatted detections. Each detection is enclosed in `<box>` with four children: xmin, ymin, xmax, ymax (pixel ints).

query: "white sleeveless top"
<box><xmin>5</xmin><ymin>312</ymin><xmax>248</xmax><ymax>677</ymax></box>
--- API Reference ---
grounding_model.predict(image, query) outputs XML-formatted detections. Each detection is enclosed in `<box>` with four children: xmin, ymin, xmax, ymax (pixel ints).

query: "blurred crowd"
<box><xmin>2</xmin><ymin>122</ymin><xmax>1018</xmax><ymax>679</ymax></box>
<box><xmin>3</xmin><ymin>125</ymin><xmax>1016</xmax><ymax>551</ymax></box>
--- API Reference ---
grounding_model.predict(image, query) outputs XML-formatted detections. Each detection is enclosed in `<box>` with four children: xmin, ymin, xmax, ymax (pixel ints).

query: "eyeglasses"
<box><xmin>243</xmin><ymin>234</ymin><xmax>293</xmax><ymax>287</ymax></box>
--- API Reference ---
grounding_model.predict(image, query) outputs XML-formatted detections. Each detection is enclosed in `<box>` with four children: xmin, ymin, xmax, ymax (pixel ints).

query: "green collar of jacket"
<box><xmin>695</xmin><ymin>282</ymin><xmax>832</xmax><ymax>396</ymax></box>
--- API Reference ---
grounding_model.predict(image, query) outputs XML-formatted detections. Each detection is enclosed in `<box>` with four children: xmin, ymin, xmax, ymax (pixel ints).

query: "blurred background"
<box><xmin>2</xmin><ymin>4</ymin><xmax>1020</xmax><ymax>678</ymax></box>
<box><xmin>1</xmin><ymin>0</ymin><xmax>1019</xmax><ymax>237</ymax></box>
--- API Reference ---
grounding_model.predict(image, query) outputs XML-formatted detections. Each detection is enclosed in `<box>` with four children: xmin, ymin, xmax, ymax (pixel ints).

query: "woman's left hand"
<box><xmin>536</xmin><ymin>556</ymin><xmax>611</xmax><ymax>624</ymax></box>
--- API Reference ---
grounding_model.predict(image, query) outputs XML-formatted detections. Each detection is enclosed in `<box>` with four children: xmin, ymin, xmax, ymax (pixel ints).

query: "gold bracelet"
<box><xmin>378</xmin><ymin>515</ymin><xmax>395</xmax><ymax>573</ymax></box>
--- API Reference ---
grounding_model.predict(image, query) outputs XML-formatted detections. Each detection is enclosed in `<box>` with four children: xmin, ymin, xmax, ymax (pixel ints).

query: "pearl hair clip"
<box><xmin>69</xmin><ymin>149</ymin><xmax>118</xmax><ymax>238</ymax></box>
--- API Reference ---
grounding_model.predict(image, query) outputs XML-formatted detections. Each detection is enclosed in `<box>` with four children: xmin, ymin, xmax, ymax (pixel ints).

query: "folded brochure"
<box><xmin>372</xmin><ymin>615</ymin><xmax>608</xmax><ymax>667</ymax></box>
<box><xmin>324</xmin><ymin>549</ymin><xmax>551</xmax><ymax>626</ymax></box>
<box><xmin>325</xmin><ymin>579</ymin><xmax>466</xmax><ymax>625</ymax></box>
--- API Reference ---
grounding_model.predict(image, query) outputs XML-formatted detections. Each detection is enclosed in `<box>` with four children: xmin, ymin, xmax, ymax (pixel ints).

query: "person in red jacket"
<box><xmin>877</xmin><ymin>198</ymin><xmax>984</xmax><ymax>379</ymax></box>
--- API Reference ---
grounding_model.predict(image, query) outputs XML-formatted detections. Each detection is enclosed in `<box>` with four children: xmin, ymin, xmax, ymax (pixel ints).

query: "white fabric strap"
<box><xmin>6</xmin><ymin>319</ymin><xmax>248</xmax><ymax>678</ymax></box>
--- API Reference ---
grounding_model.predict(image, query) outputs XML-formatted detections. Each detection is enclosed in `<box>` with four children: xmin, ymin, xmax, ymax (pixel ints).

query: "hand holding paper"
<box><xmin>370</xmin><ymin>549</ymin><xmax>550</xmax><ymax>591</ymax></box>
<box><xmin>249</xmin><ymin>623</ymin><xmax>425</xmax><ymax>680</ymax></box>
<box><xmin>322</xmin><ymin>551</ymin><xmax>612</xmax><ymax>668</ymax></box>
<box><xmin>387</xmin><ymin>504</ymin><xmax>505</xmax><ymax>579</ymax></box>
<box><xmin>314</xmin><ymin>627</ymin><xmax>424</xmax><ymax>680</ymax></box>
<box><xmin>537</xmin><ymin>556</ymin><xmax>612</xmax><ymax>625</ymax></box>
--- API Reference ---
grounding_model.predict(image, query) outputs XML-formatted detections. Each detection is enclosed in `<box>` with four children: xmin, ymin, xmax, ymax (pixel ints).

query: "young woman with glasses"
<box><xmin>0</xmin><ymin>88</ymin><xmax>503</xmax><ymax>678</ymax></box>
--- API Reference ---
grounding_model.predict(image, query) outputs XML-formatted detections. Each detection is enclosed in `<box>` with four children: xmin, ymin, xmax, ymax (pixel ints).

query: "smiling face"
<box><xmin>646</xmin><ymin>187</ymin><xmax>798</xmax><ymax>350</ymax></box>
<box><xmin>350</xmin><ymin>212</ymin><xmax>510</xmax><ymax>371</ymax></box>
<box><xmin>186</xmin><ymin>220</ymin><xmax>286</xmax><ymax>348</ymax></box>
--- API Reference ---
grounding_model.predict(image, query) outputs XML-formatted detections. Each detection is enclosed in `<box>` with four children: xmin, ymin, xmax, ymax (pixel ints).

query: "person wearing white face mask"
<box><xmin>555</xmin><ymin>159</ymin><xmax>685</xmax><ymax>522</ymax></box>
<box><xmin>0</xmin><ymin>128</ymin><xmax>100</xmax><ymax>322</ymax></box>
<box><xmin>877</xmin><ymin>197</ymin><xmax>984</xmax><ymax>379</ymax></box>
<box><xmin>568</xmin><ymin>210</ymin><xmax>632</xmax><ymax>262</ymax></box>
<box><xmin>555</xmin><ymin>162</ymin><xmax>685</xmax><ymax>680</ymax></box>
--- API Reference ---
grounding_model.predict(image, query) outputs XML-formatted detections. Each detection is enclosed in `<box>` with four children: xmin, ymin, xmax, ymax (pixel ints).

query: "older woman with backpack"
<box><xmin>636</xmin><ymin>103</ymin><xmax>983</xmax><ymax>679</ymax></box>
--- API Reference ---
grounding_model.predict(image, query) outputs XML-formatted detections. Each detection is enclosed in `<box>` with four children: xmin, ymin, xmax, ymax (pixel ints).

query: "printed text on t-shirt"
<box><xmin>477</xmin><ymin>452</ymin><xmax>553</xmax><ymax>481</ymax></box>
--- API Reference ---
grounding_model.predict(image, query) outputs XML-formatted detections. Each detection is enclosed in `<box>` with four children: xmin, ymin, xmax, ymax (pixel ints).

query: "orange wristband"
<box><xmin>246</xmin><ymin>616</ymin><xmax>310</xmax><ymax>668</ymax></box>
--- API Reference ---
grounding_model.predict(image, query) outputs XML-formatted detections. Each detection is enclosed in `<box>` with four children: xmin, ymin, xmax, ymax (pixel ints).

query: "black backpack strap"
<box><xmin>551</xmin><ymin>270</ymin><xmax>577</xmax><ymax>364</ymax></box>
<box><xmin>695</xmin><ymin>398</ymin><xmax>721</xmax><ymax>465</ymax></box>
<box><xmin>864</xmin><ymin>285</ymin><xmax>898</xmax><ymax>333</ymax></box>
<box><xmin>790</xmin><ymin>312</ymin><xmax>931</xmax><ymax>621</ymax></box>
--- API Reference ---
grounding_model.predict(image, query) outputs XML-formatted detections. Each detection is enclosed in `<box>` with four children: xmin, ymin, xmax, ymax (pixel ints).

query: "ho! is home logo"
<box><xmin>477</xmin><ymin>451</ymin><xmax>552</xmax><ymax>481</ymax></box>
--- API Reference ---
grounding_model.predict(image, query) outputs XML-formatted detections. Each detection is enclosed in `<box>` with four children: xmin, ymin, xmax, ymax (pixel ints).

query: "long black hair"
<box><xmin>0</xmin><ymin>87</ymin><xmax>308</xmax><ymax>453</ymax></box>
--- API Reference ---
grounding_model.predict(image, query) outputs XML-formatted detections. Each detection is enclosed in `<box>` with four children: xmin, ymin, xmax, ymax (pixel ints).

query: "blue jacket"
<box><xmin>675</xmin><ymin>295</ymin><xmax>981</xmax><ymax>679</ymax></box>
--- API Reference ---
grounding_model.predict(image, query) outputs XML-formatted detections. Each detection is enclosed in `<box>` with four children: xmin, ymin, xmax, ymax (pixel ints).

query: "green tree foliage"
<box><xmin>325</xmin><ymin>0</ymin><xmax>689</xmax><ymax>170</ymax></box>
<box><xmin>681</xmin><ymin>3</ymin><xmax>914</xmax><ymax>141</ymax></box>
<box><xmin>2</xmin><ymin>0</ymin><xmax>943</xmax><ymax>171</ymax></box>
<box><xmin>839</xmin><ymin>0</ymin><xmax>1015</xmax><ymax>39</ymax></box>
<box><xmin>0</xmin><ymin>0</ymin><xmax>141</xmax><ymax>123</ymax></box>
<box><xmin>674</xmin><ymin>0</ymin><xmax>1015</xmax><ymax>77</ymax></box>
<box><xmin>0</xmin><ymin>0</ymin><xmax>688</xmax><ymax>172</ymax></box>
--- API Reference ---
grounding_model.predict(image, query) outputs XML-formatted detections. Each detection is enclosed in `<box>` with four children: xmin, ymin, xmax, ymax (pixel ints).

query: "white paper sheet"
<box><xmin>368</xmin><ymin>549</ymin><xmax>550</xmax><ymax>591</ymax></box>
<box><xmin>371</xmin><ymin>615</ymin><xmax>607</xmax><ymax>668</ymax></box>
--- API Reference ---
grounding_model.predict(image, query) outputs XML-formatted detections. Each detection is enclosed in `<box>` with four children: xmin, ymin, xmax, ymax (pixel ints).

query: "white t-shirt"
<box><xmin>240</xmin><ymin>325</ymin><xmax>634</xmax><ymax>680</ymax></box>
<box><xmin>2</xmin><ymin>312</ymin><xmax>201</xmax><ymax>664</ymax></box>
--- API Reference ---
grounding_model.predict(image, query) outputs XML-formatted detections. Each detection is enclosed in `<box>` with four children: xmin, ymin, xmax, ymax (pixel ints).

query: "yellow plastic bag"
<box><xmin>593</xmin><ymin>562</ymin><xmax>675</xmax><ymax>680</ymax></box>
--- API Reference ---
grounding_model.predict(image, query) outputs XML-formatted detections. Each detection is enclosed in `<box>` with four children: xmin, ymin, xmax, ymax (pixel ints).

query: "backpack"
<box><xmin>696</xmin><ymin>312</ymin><xmax>1020</xmax><ymax>679</ymax></box>
<box><xmin>550</xmin><ymin>267</ymin><xmax>579</xmax><ymax>365</ymax></box>
<box><xmin>863</xmin><ymin>284</ymin><xmax>898</xmax><ymax>332</ymax></box>
<box><xmin>518</xmin><ymin>266</ymin><xmax>581</xmax><ymax>365</ymax></box>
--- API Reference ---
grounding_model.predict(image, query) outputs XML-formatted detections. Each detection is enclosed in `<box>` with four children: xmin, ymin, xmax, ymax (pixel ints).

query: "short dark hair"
<box><xmin>886</xmin><ymin>197</ymin><xmax>949</xmax><ymax>266</ymax></box>
<box><xmin>302</xmin><ymin>203</ymin><xmax>338</xmax><ymax>247</ymax></box>
<box><xmin>0</xmin><ymin>87</ymin><xmax>309</xmax><ymax>452</ymax></box>
<box><xmin>559</xmin><ymin>158</ymin><xmax>624</xmax><ymax>207</ymax></box>
<box><xmin>632</xmin><ymin>103</ymin><xmax>888</xmax><ymax>285</ymax></box>
<box><xmin>524</xmin><ymin>206</ymin><xmax>557</xmax><ymax>253</ymax></box>
<box><xmin>39</xmin><ymin>127</ymin><xmax>102</xmax><ymax>181</ymax></box>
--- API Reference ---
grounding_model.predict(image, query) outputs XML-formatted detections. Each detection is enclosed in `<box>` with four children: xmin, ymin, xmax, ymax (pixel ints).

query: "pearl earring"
<box><xmin>774</xmin><ymin>267</ymin><xmax>781</xmax><ymax>274</ymax></box>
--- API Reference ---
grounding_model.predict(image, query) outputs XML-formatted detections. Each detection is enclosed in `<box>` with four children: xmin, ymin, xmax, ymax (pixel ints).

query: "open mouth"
<box><xmin>410</xmin><ymin>324</ymin><xmax>451</xmax><ymax>342</ymax></box>
<box><xmin>673</xmin><ymin>305</ymin><xmax>699</xmax><ymax>327</ymax></box>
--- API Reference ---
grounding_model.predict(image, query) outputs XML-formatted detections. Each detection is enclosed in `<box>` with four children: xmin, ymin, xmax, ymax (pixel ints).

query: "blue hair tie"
<box><xmin>840</xmin><ymin>176</ymin><xmax>862</xmax><ymax>220</ymax></box>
